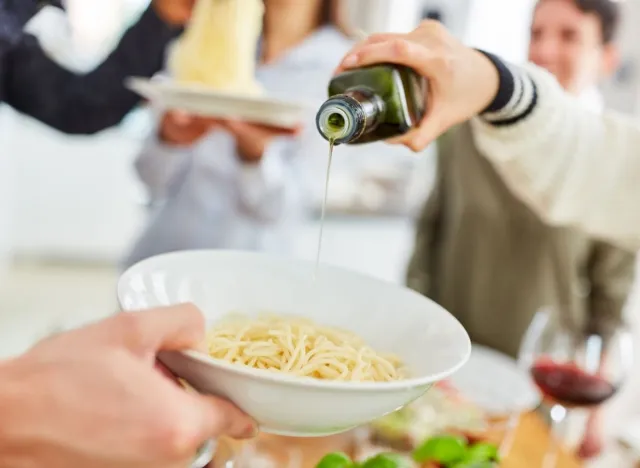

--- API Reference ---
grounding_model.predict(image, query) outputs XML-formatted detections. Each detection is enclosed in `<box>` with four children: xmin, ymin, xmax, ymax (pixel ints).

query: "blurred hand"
<box><xmin>153</xmin><ymin>0</ymin><xmax>196</xmax><ymax>26</ymax></box>
<box><xmin>336</xmin><ymin>20</ymin><xmax>500</xmax><ymax>152</ymax></box>
<box><xmin>159</xmin><ymin>111</ymin><xmax>216</xmax><ymax>146</ymax></box>
<box><xmin>0</xmin><ymin>304</ymin><xmax>256</xmax><ymax>468</ymax></box>
<box><xmin>221</xmin><ymin>120</ymin><xmax>301</xmax><ymax>163</ymax></box>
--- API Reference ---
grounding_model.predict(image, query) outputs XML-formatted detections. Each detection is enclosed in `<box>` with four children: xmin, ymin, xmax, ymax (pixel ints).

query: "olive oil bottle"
<box><xmin>315</xmin><ymin>64</ymin><xmax>427</xmax><ymax>145</ymax></box>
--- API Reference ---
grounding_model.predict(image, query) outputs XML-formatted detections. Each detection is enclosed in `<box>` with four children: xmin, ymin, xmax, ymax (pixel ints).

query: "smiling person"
<box><xmin>0</xmin><ymin>0</ymin><xmax>194</xmax><ymax>134</ymax></box>
<box><xmin>406</xmin><ymin>0</ymin><xmax>630</xmax><ymax>459</ymax></box>
<box><xmin>337</xmin><ymin>17</ymin><xmax>640</xmax><ymax>250</ymax></box>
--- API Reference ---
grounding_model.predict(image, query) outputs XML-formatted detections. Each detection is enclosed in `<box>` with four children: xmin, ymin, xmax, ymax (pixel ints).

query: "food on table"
<box><xmin>316</xmin><ymin>451</ymin><xmax>413</xmax><ymax>468</ymax></box>
<box><xmin>315</xmin><ymin>451</ymin><xmax>356</xmax><ymax>468</ymax></box>
<box><xmin>169</xmin><ymin>0</ymin><xmax>264</xmax><ymax>95</ymax></box>
<box><xmin>206</xmin><ymin>313</ymin><xmax>407</xmax><ymax>382</ymax></box>
<box><xmin>317</xmin><ymin>434</ymin><xmax>499</xmax><ymax>468</ymax></box>
<box><xmin>368</xmin><ymin>382</ymin><xmax>488</xmax><ymax>449</ymax></box>
<box><xmin>412</xmin><ymin>435</ymin><xmax>467</xmax><ymax>464</ymax></box>
<box><xmin>361</xmin><ymin>453</ymin><xmax>414</xmax><ymax>468</ymax></box>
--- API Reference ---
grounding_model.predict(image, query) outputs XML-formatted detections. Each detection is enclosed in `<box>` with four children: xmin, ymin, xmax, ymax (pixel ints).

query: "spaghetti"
<box><xmin>206</xmin><ymin>314</ymin><xmax>407</xmax><ymax>382</ymax></box>
<box><xmin>169</xmin><ymin>0</ymin><xmax>264</xmax><ymax>94</ymax></box>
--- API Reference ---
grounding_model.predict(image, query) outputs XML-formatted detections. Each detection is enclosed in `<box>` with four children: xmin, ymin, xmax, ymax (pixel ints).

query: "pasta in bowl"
<box><xmin>117</xmin><ymin>250</ymin><xmax>471</xmax><ymax>437</ymax></box>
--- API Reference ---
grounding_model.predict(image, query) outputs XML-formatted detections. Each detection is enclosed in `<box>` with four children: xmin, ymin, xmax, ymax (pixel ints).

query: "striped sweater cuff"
<box><xmin>477</xmin><ymin>51</ymin><xmax>538</xmax><ymax>126</ymax></box>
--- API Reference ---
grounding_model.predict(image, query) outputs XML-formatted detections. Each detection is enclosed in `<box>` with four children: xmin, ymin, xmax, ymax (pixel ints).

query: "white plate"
<box><xmin>117</xmin><ymin>250</ymin><xmax>471</xmax><ymax>437</ymax></box>
<box><xmin>449</xmin><ymin>344</ymin><xmax>541</xmax><ymax>416</ymax></box>
<box><xmin>126</xmin><ymin>77</ymin><xmax>311</xmax><ymax>129</ymax></box>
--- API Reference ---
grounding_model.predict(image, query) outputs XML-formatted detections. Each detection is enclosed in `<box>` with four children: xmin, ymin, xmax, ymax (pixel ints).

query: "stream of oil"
<box><xmin>314</xmin><ymin>139</ymin><xmax>335</xmax><ymax>280</ymax></box>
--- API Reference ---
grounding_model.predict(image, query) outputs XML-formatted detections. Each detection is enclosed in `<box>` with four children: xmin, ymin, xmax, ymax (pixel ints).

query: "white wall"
<box><xmin>464</xmin><ymin>0</ymin><xmax>535</xmax><ymax>63</ymax></box>
<box><xmin>347</xmin><ymin>0</ymin><xmax>422</xmax><ymax>34</ymax></box>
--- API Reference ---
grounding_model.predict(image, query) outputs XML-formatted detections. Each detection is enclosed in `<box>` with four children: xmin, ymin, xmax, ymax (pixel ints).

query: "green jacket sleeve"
<box><xmin>585</xmin><ymin>241</ymin><xmax>637</xmax><ymax>340</ymax></box>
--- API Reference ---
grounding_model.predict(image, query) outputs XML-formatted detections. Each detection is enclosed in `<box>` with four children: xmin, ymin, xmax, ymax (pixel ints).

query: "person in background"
<box><xmin>406</xmin><ymin>0</ymin><xmax>631</xmax><ymax>458</ymax></box>
<box><xmin>0</xmin><ymin>0</ymin><xmax>191</xmax><ymax>134</ymax></box>
<box><xmin>1</xmin><ymin>2</ymin><xmax>255</xmax><ymax>466</ymax></box>
<box><xmin>124</xmin><ymin>0</ymin><xmax>413</xmax><ymax>266</ymax></box>
<box><xmin>337</xmin><ymin>20</ymin><xmax>640</xmax><ymax>250</ymax></box>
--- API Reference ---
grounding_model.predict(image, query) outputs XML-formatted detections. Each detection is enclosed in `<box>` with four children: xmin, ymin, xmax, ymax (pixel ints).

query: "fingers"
<box><xmin>335</xmin><ymin>33</ymin><xmax>400</xmax><ymax>74</ymax></box>
<box><xmin>339</xmin><ymin>39</ymin><xmax>445</xmax><ymax>80</ymax></box>
<box><xmin>147</xmin><ymin>369</ymin><xmax>256</xmax><ymax>460</ymax></box>
<box><xmin>385</xmin><ymin>108</ymin><xmax>443</xmax><ymax>152</ymax></box>
<box><xmin>109</xmin><ymin>304</ymin><xmax>207</xmax><ymax>356</ymax></box>
<box><xmin>193</xmin><ymin>395</ymin><xmax>258</xmax><ymax>440</ymax></box>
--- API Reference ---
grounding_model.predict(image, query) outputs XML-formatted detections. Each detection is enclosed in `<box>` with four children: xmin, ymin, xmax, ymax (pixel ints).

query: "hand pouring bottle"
<box><xmin>315</xmin><ymin>64</ymin><xmax>427</xmax><ymax>145</ymax></box>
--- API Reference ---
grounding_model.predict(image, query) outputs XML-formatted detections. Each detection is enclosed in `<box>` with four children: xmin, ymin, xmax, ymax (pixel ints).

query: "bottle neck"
<box><xmin>316</xmin><ymin>87</ymin><xmax>385</xmax><ymax>145</ymax></box>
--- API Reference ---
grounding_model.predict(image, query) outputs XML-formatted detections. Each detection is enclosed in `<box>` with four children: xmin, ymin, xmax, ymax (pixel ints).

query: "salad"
<box><xmin>369</xmin><ymin>383</ymin><xmax>487</xmax><ymax>450</ymax></box>
<box><xmin>316</xmin><ymin>434</ymin><xmax>500</xmax><ymax>468</ymax></box>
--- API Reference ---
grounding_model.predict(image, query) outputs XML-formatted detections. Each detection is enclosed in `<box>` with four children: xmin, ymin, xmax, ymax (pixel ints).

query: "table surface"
<box><xmin>500</xmin><ymin>412</ymin><xmax>582</xmax><ymax>468</ymax></box>
<box><xmin>216</xmin><ymin>412</ymin><xmax>582</xmax><ymax>468</ymax></box>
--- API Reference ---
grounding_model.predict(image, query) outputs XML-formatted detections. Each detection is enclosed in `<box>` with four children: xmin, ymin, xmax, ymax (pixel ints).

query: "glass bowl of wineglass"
<box><xmin>519</xmin><ymin>308</ymin><xmax>634</xmax><ymax>467</ymax></box>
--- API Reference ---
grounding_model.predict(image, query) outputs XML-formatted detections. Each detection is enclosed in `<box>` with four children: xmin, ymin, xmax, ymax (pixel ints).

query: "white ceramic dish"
<box><xmin>126</xmin><ymin>77</ymin><xmax>310</xmax><ymax>129</ymax></box>
<box><xmin>117</xmin><ymin>250</ymin><xmax>471</xmax><ymax>437</ymax></box>
<box><xmin>449</xmin><ymin>344</ymin><xmax>540</xmax><ymax>416</ymax></box>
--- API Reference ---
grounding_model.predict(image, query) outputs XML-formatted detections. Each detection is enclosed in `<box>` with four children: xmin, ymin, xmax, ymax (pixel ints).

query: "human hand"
<box><xmin>159</xmin><ymin>110</ymin><xmax>217</xmax><ymax>146</ymax></box>
<box><xmin>220</xmin><ymin>120</ymin><xmax>301</xmax><ymax>163</ymax></box>
<box><xmin>0</xmin><ymin>304</ymin><xmax>256</xmax><ymax>468</ymax></box>
<box><xmin>336</xmin><ymin>20</ymin><xmax>500</xmax><ymax>152</ymax></box>
<box><xmin>153</xmin><ymin>0</ymin><xmax>196</xmax><ymax>26</ymax></box>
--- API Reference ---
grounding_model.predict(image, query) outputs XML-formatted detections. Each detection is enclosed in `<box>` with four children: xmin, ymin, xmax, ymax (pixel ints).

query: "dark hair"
<box><xmin>538</xmin><ymin>0</ymin><xmax>620</xmax><ymax>44</ymax></box>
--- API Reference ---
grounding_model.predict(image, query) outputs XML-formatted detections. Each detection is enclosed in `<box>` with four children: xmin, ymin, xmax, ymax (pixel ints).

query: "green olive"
<box><xmin>360</xmin><ymin>452</ymin><xmax>412</xmax><ymax>468</ymax></box>
<box><xmin>463</xmin><ymin>442</ymin><xmax>500</xmax><ymax>462</ymax></box>
<box><xmin>412</xmin><ymin>435</ymin><xmax>467</xmax><ymax>463</ymax></box>
<box><xmin>315</xmin><ymin>452</ymin><xmax>355</xmax><ymax>468</ymax></box>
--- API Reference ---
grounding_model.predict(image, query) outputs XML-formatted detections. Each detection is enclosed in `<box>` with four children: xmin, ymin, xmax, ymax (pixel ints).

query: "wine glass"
<box><xmin>208</xmin><ymin>436</ymin><xmax>304</xmax><ymax>468</ymax></box>
<box><xmin>518</xmin><ymin>308</ymin><xmax>634</xmax><ymax>467</ymax></box>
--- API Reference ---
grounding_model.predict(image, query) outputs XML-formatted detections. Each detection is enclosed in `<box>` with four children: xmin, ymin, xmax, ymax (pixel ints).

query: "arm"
<box><xmin>0</xmin><ymin>1</ymin><xmax>38</xmax><ymax>53</ymax></box>
<box><xmin>405</xmin><ymin>140</ymin><xmax>446</xmax><ymax>297</ymax></box>
<box><xmin>3</xmin><ymin>5</ymin><xmax>179</xmax><ymax>134</ymax></box>
<box><xmin>470</xmin><ymin>59</ymin><xmax>640</xmax><ymax>250</ymax></box>
<box><xmin>585</xmin><ymin>242</ymin><xmax>637</xmax><ymax>341</ymax></box>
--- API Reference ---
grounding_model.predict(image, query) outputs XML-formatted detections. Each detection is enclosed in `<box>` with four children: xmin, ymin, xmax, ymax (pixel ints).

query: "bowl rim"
<box><xmin>117</xmin><ymin>250</ymin><xmax>472</xmax><ymax>391</ymax></box>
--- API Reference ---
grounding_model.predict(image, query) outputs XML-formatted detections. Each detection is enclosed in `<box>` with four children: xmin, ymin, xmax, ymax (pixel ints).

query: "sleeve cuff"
<box><xmin>477</xmin><ymin>50</ymin><xmax>538</xmax><ymax>127</ymax></box>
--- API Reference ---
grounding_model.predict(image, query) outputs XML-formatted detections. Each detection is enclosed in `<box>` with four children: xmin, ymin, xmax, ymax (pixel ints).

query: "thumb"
<box><xmin>405</xmin><ymin>105</ymin><xmax>445</xmax><ymax>152</ymax></box>
<box><xmin>106</xmin><ymin>304</ymin><xmax>206</xmax><ymax>357</ymax></box>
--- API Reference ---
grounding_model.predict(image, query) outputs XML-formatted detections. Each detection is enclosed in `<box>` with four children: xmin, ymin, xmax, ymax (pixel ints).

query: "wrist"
<box><xmin>475</xmin><ymin>51</ymin><xmax>538</xmax><ymax>126</ymax></box>
<box><xmin>475</xmin><ymin>50</ymin><xmax>512</xmax><ymax>114</ymax></box>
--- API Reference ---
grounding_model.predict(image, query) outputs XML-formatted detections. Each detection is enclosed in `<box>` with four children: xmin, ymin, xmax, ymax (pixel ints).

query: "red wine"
<box><xmin>531</xmin><ymin>360</ymin><xmax>617</xmax><ymax>407</ymax></box>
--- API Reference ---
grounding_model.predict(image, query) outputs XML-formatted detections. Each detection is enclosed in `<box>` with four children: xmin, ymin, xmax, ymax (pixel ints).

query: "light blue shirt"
<box><xmin>123</xmin><ymin>27</ymin><xmax>416</xmax><ymax>268</ymax></box>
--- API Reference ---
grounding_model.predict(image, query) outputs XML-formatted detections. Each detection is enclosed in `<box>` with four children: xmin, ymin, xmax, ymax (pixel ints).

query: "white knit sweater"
<box><xmin>469</xmin><ymin>62</ymin><xmax>640</xmax><ymax>251</ymax></box>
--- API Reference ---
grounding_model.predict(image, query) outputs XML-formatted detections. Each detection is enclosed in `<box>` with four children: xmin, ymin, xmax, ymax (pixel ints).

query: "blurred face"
<box><xmin>528</xmin><ymin>0</ymin><xmax>618</xmax><ymax>94</ymax></box>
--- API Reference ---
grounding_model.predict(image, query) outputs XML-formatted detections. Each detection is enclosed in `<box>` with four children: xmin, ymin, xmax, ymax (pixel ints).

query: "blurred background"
<box><xmin>1</xmin><ymin>0</ymin><xmax>640</xmax><ymax>464</ymax></box>
<box><xmin>6</xmin><ymin>0</ymin><xmax>640</xmax><ymax>329</ymax></box>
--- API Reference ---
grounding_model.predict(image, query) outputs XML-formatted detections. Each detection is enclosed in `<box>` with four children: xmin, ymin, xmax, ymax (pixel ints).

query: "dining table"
<box><xmin>214</xmin><ymin>411</ymin><xmax>582</xmax><ymax>467</ymax></box>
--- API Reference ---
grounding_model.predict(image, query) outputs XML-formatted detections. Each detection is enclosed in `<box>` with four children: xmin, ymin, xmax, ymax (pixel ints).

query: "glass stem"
<box><xmin>499</xmin><ymin>412</ymin><xmax>520</xmax><ymax>458</ymax></box>
<box><xmin>192</xmin><ymin>439</ymin><xmax>216</xmax><ymax>468</ymax></box>
<box><xmin>543</xmin><ymin>404</ymin><xmax>568</xmax><ymax>468</ymax></box>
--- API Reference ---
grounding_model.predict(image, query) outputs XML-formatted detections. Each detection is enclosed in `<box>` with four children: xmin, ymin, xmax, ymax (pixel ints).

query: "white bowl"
<box><xmin>117</xmin><ymin>250</ymin><xmax>471</xmax><ymax>437</ymax></box>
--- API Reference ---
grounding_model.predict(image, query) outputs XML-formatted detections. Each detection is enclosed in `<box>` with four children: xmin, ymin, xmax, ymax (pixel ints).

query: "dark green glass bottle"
<box><xmin>315</xmin><ymin>64</ymin><xmax>427</xmax><ymax>145</ymax></box>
